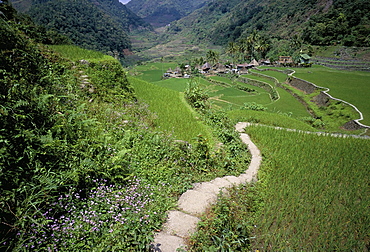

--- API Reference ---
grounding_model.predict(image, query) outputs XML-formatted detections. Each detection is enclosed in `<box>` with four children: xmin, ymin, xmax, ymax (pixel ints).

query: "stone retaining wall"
<box><xmin>287</xmin><ymin>76</ymin><xmax>317</xmax><ymax>94</ymax></box>
<box><xmin>313</xmin><ymin>91</ymin><xmax>331</xmax><ymax>107</ymax></box>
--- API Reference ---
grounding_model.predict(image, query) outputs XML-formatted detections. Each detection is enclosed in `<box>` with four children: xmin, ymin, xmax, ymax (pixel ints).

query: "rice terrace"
<box><xmin>1</xmin><ymin>0</ymin><xmax>370</xmax><ymax>251</ymax></box>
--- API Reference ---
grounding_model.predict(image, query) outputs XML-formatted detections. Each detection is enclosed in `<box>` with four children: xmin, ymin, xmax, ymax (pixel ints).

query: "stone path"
<box><xmin>153</xmin><ymin>122</ymin><xmax>261</xmax><ymax>251</ymax></box>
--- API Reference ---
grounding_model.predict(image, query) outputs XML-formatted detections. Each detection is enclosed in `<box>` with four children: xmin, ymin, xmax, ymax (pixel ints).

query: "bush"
<box><xmin>184</xmin><ymin>80</ymin><xmax>210</xmax><ymax>110</ymax></box>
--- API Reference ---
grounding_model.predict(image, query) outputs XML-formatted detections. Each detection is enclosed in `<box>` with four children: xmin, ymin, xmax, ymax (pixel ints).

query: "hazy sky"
<box><xmin>118</xmin><ymin>0</ymin><xmax>131</xmax><ymax>4</ymax></box>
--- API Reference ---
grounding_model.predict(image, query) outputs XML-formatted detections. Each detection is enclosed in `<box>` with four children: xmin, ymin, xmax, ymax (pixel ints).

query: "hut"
<box><xmin>278</xmin><ymin>56</ymin><xmax>293</xmax><ymax>65</ymax></box>
<box><xmin>174</xmin><ymin>66</ymin><xmax>182</xmax><ymax>77</ymax></box>
<box><xmin>299</xmin><ymin>54</ymin><xmax>311</xmax><ymax>64</ymax></box>
<box><xmin>249</xmin><ymin>59</ymin><xmax>259</xmax><ymax>66</ymax></box>
<box><xmin>239</xmin><ymin>67</ymin><xmax>248</xmax><ymax>74</ymax></box>
<box><xmin>214</xmin><ymin>63</ymin><xmax>226</xmax><ymax>73</ymax></box>
<box><xmin>259</xmin><ymin>59</ymin><xmax>271</xmax><ymax>65</ymax></box>
<box><xmin>202</xmin><ymin>62</ymin><xmax>212</xmax><ymax>72</ymax></box>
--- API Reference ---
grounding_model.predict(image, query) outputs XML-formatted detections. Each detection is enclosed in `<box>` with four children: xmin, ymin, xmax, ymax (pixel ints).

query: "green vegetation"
<box><xmin>1</xmin><ymin>5</ymin><xmax>252</xmax><ymax>250</ymax></box>
<box><xmin>227</xmin><ymin>110</ymin><xmax>317</xmax><ymax>131</ymax></box>
<box><xmin>250</xmin><ymin>126</ymin><xmax>370</xmax><ymax>250</ymax></box>
<box><xmin>129</xmin><ymin>77</ymin><xmax>213</xmax><ymax>143</ymax></box>
<box><xmin>190</xmin><ymin>125</ymin><xmax>370</xmax><ymax>251</ymax></box>
<box><xmin>50</xmin><ymin>45</ymin><xmax>115</xmax><ymax>62</ymax></box>
<box><xmin>2</xmin><ymin>0</ymin><xmax>370</xmax><ymax>251</ymax></box>
<box><xmin>165</xmin><ymin>0</ymin><xmax>370</xmax><ymax>50</ymax></box>
<box><xmin>302</xmin><ymin>0</ymin><xmax>370</xmax><ymax>46</ymax></box>
<box><xmin>293</xmin><ymin>66</ymin><xmax>370</xmax><ymax>125</ymax></box>
<box><xmin>127</xmin><ymin>0</ymin><xmax>210</xmax><ymax>27</ymax></box>
<box><xmin>190</xmin><ymin>183</ymin><xmax>262</xmax><ymax>251</ymax></box>
<box><xmin>10</xmin><ymin>0</ymin><xmax>151</xmax><ymax>55</ymax></box>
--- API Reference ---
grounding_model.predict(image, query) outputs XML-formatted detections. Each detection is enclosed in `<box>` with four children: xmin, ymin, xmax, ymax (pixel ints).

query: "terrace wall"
<box><xmin>287</xmin><ymin>77</ymin><xmax>317</xmax><ymax>94</ymax></box>
<box><xmin>287</xmin><ymin>76</ymin><xmax>369</xmax><ymax>130</ymax></box>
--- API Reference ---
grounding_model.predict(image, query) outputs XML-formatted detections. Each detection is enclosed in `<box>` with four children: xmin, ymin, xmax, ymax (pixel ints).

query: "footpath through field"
<box><xmin>152</xmin><ymin>122</ymin><xmax>261</xmax><ymax>251</ymax></box>
<box><xmin>152</xmin><ymin>120</ymin><xmax>369</xmax><ymax>251</ymax></box>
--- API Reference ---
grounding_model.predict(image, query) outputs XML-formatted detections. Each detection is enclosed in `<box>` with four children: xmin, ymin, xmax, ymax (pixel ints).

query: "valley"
<box><xmin>1</xmin><ymin>0</ymin><xmax>369</xmax><ymax>251</ymax></box>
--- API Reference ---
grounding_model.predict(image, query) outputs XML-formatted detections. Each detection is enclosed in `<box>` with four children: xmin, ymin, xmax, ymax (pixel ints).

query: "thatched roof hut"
<box><xmin>249</xmin><ymin>59</ymin><xmax>259</xmax><ymax>66</ymax></box>
<box><xmin>214</xmin><ymin>63</ymin><xmax>226</xmax><ymax>73</ymax></box>
<box><xmin>202</xmin><ymin>62</ymin><xmax>212</xmax><ymax>71</ymax></box>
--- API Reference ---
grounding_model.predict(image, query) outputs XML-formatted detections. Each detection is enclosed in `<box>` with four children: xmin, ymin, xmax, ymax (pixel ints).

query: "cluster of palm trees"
<box><xmin>226</xmin><ymin>30</ymin><xmax>270</xmax><ymax>64</ymax></box>
<box><xmin>191</xmin><ymin>50</ymin><xmax>220</xmax><ymax>67</ymax></box>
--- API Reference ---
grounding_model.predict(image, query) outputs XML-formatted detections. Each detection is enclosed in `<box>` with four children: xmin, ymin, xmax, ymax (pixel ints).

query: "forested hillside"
<box><xmin>9</xmin><ymin>0</ymin><xmax>152</xmax><ymax>55</ymax></box>
<box><xmin>126</xmin><ymin>0</ymin><xmax>210</xmax><ymax>27</ymax></box>
<box><xmin>167</xmin><ymin>0</ymin><xmax>370</xmax><ymax>47</ymax></box>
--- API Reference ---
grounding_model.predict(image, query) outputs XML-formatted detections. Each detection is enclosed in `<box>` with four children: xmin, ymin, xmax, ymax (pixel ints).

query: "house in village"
<box><xmin>163</xmin><ymin>67</ymin><xmax>183</xmax><ymax>78</ymax></box>
<box><xmin>213</xmin><ymin>63</ymin><xmax>227</xmax><ymax>73</ymax></box>
<box><xmin>249</xmin><ymin>59</ymin><xmax>259</xmax><ymax>67</ymax></box>
<box><xmin>174</xmin><ymin>66</ymin><xmax>183</xmax><ymax>77</ymax></box>
<box><xmin>201</xmin><ymin>62</ymin><xmax>212</xmax><ymax>73</ymax></box>
<box><xmin>299</xmin><ymin>54</ymin><xmax>311</xmax><ymax>64</ymax></box>
<box><xmin>259</xmin><ymin>59</ymin><xmax>271</xmax><ymax>65</ymax></box>
<box><xmin>278</xmin><ymin>56</ymin><xmax>293</xmax><ymax>65</ymax></box>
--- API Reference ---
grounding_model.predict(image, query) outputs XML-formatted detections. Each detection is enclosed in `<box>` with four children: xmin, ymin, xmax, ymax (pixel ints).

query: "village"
<box><xmin>163</xmin><ymin>54</ymin><xmax>312</xmax><ymax>78</ymax></box>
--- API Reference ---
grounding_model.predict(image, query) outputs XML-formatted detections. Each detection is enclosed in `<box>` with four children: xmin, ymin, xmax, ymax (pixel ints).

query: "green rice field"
<box><xmin>247</xmin><ymin>125</ymin><xmax>370</xmax><ymax>251</ymax></box>
<box><xmin>258</xmin><ymin>65</ymin><xmax>370</xmax><ymax>126</ymax></box>
<box><xmin>293</xmin><ymin>66</ymin><xmax>370</xmax><ymax>125</ymax></box>
<box><xmin>129</xmin><ymin>77</ymin><xmax>213</xmax><ymax>143</ymax></box>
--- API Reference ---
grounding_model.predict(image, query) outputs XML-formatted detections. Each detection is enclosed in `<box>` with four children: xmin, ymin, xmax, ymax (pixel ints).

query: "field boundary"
<box><xmin>255</xmin><ymin>67</ymin><xmax>370</xmax><ymax>129</ymax></box>
<box><xmin>243</xmin><ymin>122</ymin><xmax>370</xmax><ymax>139</ymax></box>
<box><xmin>288</xmin><ymin>74</ymin><xmax>370</xmax><ymax>129</ymax></box>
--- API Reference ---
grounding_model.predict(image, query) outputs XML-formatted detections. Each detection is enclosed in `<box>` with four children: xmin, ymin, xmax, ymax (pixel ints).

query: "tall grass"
<box><xmin>129</xmin><ymin>77</ymin><xmax>213</xmax><ymax>143</ymax></box>
<box><xmin>247</xmin><ymin>126</ymin><xmax>370</xmax><ymax>251</ymax></box>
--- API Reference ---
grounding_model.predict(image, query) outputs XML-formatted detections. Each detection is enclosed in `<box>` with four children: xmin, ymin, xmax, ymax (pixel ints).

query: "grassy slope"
<box><xmin>50</xmin><ymin>45</ymin><xmax>115</xmax><ymax>62</ymax></box>
<box><xmin>129</xmin><ymin>77</ymin><xmax>213</xmax><ymax>143</ymax></box>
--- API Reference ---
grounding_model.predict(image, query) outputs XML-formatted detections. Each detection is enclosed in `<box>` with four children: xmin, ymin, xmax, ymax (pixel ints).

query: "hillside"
<box><xmin>9</xmin><ymin>0</ymin><xmax>152</xmax><ymax>55</ymax></box>
<box><xmin>157</xmin><ymin>0</ymin><xmax>370</xmax><ymax>53</ymax></box>
<box><xmin>126</xmin><ymin>0</ymin><xmax>210</xmax><ymax>27</ymax></box>
<box><xmin>167</xmin><ymin>0</ymin><xmax>368</xmax><ymax>46</ymax></box>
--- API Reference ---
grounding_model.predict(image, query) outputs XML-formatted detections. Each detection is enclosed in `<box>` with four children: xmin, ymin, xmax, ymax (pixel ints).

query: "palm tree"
<box><xmin>226</xmin><ymin>42</ymin><xmax>239</xmax><ymax>65</ymax></box>
<box><xmin>254</xmin><ymin>37</ymin><xmax>269</xmax><ymax>60</ymax></box>
<box><xmin>247</xmin><ymin>30</ymin><xmax>261</xmax><ymax>60</ymax></box>
<box><xmin>206</xmin><ymin>50</ymin><xmax>219</xmax><ymax>65</ymax></box>
<box><xmin>237</xmin><ymin>38</ymin><xmax>252</xmax><ymax>62</ymax></box>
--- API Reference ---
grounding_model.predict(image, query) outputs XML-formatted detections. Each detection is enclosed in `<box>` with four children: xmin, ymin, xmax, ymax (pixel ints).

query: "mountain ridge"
<box><xmin>166</xmin><ymin>0</ymin><xmax>369</xmax><ymax>47</ymax></box>
<box><xmin>9</xmin><ymin>0</ymin><xmax>152</xmax><ymax>54</ymax></box>
<box><xmin>126</xmin><ymin>0</ymin><xmax>211</xmax><ymax>27</ymax></box>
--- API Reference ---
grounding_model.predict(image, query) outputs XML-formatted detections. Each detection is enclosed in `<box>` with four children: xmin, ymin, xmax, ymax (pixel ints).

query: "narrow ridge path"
<box><xmin>153</xmin><ymin>122</ymin><xmax>261</xmax><ymax>251</ymax></box>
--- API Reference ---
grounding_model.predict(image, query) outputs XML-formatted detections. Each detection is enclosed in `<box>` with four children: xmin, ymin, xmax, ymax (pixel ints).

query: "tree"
<box><xmin>206</xmin><ymin>50</ymin><xmax>219</xmax><ymax>65</ymax></box>
<box><xmin>226</xmin><ymin>41</ymin><xmax>239</xmax><ymax>65</ymax></box>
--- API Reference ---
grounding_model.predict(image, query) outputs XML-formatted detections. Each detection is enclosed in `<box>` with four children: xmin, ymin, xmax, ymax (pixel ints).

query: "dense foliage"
<box><xmin>127</xmin><ymin>0</ymin><xmax>210</xmax><ymax>27</ymax></box>
<box><xmin>9</xmin><ymin>0</ymin><xmax>152</xmax><ymax>55</ymax></box>
<box><xmin>1</xmin><ymin>4</ymin><xmax>254</xmax><ymax>250</ymax></box>
<box><xmin>165</xmin><ymin>0</ymin><xmax>370</xmax><ymax>48</ymax></box>
<box><xmin>302</xmin><ymin>0</ymin><xmax>370</xmax><ymax>46</ymax></box>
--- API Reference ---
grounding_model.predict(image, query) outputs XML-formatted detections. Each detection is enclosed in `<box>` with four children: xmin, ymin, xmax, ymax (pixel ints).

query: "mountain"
<box><xmin>126</xmin><ymin>0</ymin><xmax>211</xmax><ymax>28</ymax></box>
<box><xmin>9</xmin><ymin>0</ymin><xmax>152</xmax><ymax>54</ymax></box>
<box><xmin>166</xmin><ymin>0</ymin><xmax>370</xmax><ymax>47</ymax></box>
